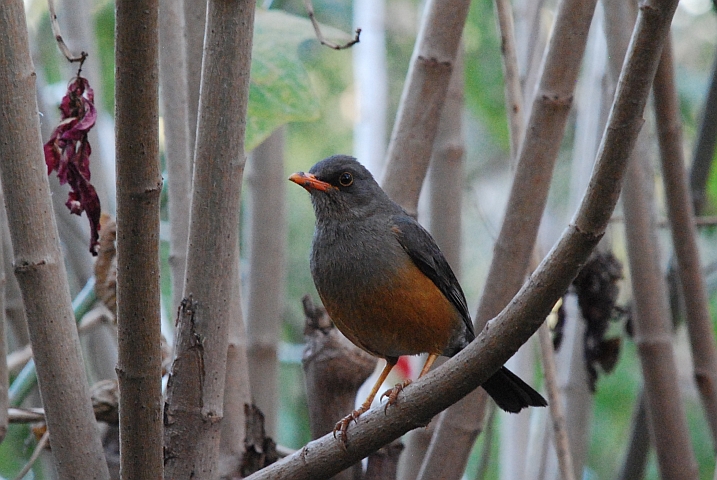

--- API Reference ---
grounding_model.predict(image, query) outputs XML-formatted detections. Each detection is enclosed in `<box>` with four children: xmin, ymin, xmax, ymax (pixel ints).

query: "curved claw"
<box><xmin>332</xmin><ymin>408</ymin><xmax>366</xmax><ymax>448</ymax></box>
<box><xmin>380</xmin><ymin>380</ymin><xmax>412</xmax><ymax>413</ymax></box>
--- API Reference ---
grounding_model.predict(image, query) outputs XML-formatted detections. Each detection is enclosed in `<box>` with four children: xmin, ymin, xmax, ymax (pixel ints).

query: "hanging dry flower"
<box><xmin>43</xmin><ymin>76</ymin><xmax>101</xmax><ymax>255</ymax></box>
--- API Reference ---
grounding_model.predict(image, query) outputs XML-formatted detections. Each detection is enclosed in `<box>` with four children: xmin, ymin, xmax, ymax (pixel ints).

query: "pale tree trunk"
<box><xmin>163</xmin><ymin>0</ymin><xmax>257</xmax><ymax>476</ymax></box>
<box><xmin>159</xmin><ymin>0</ymin><xmax>192</xmax><ymax>312</ymax></box>
<box><xmin>653</xmin><ymin>37</ymin><xmax>717</xmax><ymax>448</ymax></box>
<box><xmin>514</xmin><ymin>0</ymin><xmax>547</xmax><ymax>101</ymax></box>
<box><xmin>381</xmin><ymin>0</ymin><xmax>470</xmax><ymax>215</ymax></box>
<box><xmin>398</xmin><ymin>49</ymin><xmax>465</xmax><ymax>480</ymax></box>
<box><xmin>247</xmin><ymin>0</ymin><xmax>681</xmax><ymax>475</ymax></box>
<box><xmin>352</xmin><ymin>0</ymin><xmax>388</xmax><ymax>176</ymax></box>
<box><xmin>423</xmin><ymin>0</ymin><xmax>598</xmax><ymax>474</ymax></box>
<box><xmin>621</xmin><ymin>132</ymin><xmax>698</xmax><ymax>479</ymax></box>
<box><xmin>219</xmin><ymin>262</ymin><xmax>251</xmax><ymax>478</ymax></box>
<box><xmin>184</xmin><ymin>0</ymin><xmax>206</xmax><ymax>158</ymax></box>
<box><xmin>0</xmin><ymin>2</ymin><xmax>109</xmax><ymax>478</ymax></box>
<box><xmin>115</xmin><ymin>0</ymin><xmax>164</xmax><ymax>477</ymax></box>
<box><xmin>245</xmin><ymin>128</ymin><xmax>287</xmax><ymax>437</ymax></box>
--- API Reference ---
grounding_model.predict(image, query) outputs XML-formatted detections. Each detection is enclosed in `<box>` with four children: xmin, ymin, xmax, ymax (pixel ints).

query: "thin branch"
<box><xmin>494</xmin><ymin>0</ymin><xmax>525</xmax><ymax>160</ymax></box>
<box><xmin>304</xmin><ymin>0</ymin><xmax>360</xmax><ymax>50</ymax></box>
<box><xmin>538</xmin><ymin>322</ymin><xmax>576</xmax><ymax>480</ymax></box>
<box><xmin>653</xmin><ymin>36</ymin><xmax>717</xmax><ymax>447</ymax></box>
<box><xmin>12</xmin><ymin>429</ymin><xmax>50</xmax><ymax>480</ymax></box>
<box><xmin>47</xmin><ymin>0</ymin><xmax>87</xmax><ymax>64</ymax></box>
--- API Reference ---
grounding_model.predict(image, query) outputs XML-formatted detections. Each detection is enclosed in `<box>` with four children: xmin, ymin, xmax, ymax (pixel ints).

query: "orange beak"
<box><xmin>288</xmin><ymin>172</ymin><xmax>336</xmax><ymax>192</ymax></box>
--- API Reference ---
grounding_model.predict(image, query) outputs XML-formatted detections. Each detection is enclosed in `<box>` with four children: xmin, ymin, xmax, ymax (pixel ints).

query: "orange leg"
<box><xmin>380</xmin><ymin>352</ymin><xmax>439</xmax><ymax>409</ymax></box>
<box><xmin>333</xmin><ymin>358</ymin><xmax>397</xmax><ymax>445</ymax></box>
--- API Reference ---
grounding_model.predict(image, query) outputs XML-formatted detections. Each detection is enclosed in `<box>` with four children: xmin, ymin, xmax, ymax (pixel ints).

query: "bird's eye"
<box><xmin>339</xmin><ymin>172</ymin><xmax>353</xmax><ymax>186</ymax></box>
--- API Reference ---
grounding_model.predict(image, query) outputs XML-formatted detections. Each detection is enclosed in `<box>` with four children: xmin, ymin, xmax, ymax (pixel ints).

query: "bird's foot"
<box><xmin>380</xmin><ymin>379</ymin><xmax>412</xmax><ymax>413</ymax></box>
<box><xmin>333</xmin><ymin>407</ymin><xmax>367</xmax><ymax>448</ymax></box>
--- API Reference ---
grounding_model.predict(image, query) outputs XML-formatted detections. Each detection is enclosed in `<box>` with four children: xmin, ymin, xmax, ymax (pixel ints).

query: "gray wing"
<box><xmin>391</xmin><ymin>215</ymin><xmax>475</xmax><ymax>341</ymax></box>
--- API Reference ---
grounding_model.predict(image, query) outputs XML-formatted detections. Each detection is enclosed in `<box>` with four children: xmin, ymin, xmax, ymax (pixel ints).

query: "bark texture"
<box><xmin>115</xmin><ymin>0</ymin><xmax>164</xmax><ymax>477</ymax></box>
<box><xmin>163</xmin><ymin>0</ymin><xmax>257</xmax><ymax>477</ymax></box>
<box><xmin>0</xmin><ymin>2</ymin><xmax>109</xmax><ymax>478</ymax></box>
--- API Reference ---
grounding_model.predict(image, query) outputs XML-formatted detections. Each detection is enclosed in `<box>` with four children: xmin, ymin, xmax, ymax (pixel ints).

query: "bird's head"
<box><xmin>289</xmin><ymin>155</ymin><xmax>395</xmax><ymax>223</ymax></box>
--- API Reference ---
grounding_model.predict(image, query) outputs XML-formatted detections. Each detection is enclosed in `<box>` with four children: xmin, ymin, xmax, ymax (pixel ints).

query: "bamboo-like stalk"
<box><xmin>245</xmin><ymin>0</ymin><xmax>682</xmax><ymax>475</ymax></box>
<box><xmin>219</xmin><ymin>264</ymin><xmax>251</xmax><ymax>477</ymax></box>
<box><xmin>621</xmin><ymin>134</ymin><xmax>698</xmax><ymax>478</ymax></box>
<box><xmin>423</xmin><ymin>0</ymin><xmax>598</xmax><ymax>474</ymax></box>
<box><xmin>159</xmin><ymin>0</ymin><xmax>192</xmax><ymax>312</ymax></box>
<box><xmin>163</xmin><ymin>0</ymin><xmax>257</xmax><ymax>476</ymax></box>
<box><xmin>184</xmin><ymin>0</ymin><xmax>205</xmax><ymax>157</ymax></box>
<box><xmin>381</xmin><ymin>0</ymin><xmax>470</xmax><ymax>215</ymax></box>
<box><xmin>115</xmin><ymin>0</ymin><xmax>163</xmax><ymax>477</ymax></box>
<box><xmin>246</xmin><ymin>128</ymin><xmax>287</xmax><ymax>438</ymax></box>
<box><xmin>0</xmin><ymin>2</ymin><xmax>109</xmax><ymax>478</ymax></box>
<box><xmin>493</xmin><ymin>0</ymin><xmax>525</xmax><ymax>160</ymax></box>
<box><xmin>537</xmin><ymin>323</ymin><xmax>575</xmax><ymax>480</ymax></box>
<box><xmin>653</xmin><ymin>37</ymin><xmax>717</xmax><ymax>448</ymax></box>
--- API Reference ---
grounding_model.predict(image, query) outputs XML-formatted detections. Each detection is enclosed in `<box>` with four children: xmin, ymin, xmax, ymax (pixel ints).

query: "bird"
<box><xmin>289</xmin><ymin>155</ymin><xmax>546</xmax><ymax>442</ymax></box>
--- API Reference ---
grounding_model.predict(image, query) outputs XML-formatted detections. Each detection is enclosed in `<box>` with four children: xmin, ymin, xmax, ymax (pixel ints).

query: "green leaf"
<box><xmin>247</xmin><ymin>10</ymin><xmax>350</xmax><ymax>151</ymax></box>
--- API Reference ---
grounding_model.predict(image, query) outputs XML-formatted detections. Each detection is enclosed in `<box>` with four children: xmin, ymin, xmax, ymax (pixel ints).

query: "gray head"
<box><xmin>289</xmin><ymin>155</ymin><xmax>398</xmax><ymax>223</ymax></box>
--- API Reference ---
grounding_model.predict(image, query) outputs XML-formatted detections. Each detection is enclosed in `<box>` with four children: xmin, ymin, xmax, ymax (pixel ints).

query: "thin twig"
<box><xmin>303</xmin><ymin>0</ymin><xmax>360</xmax><ymax>50</ymax></box>
<box><xmin>47</xmin><ymin>0</ymin><xmax>87</xmax><ymax>67</ymax></box>
<box><xmin>538</xmin><ymin>321</ymin><xmax>576</xmax><ymax>480</ymax></box>
<box><xmin>13</xmin><ymin>429</ymin><xmax>50</xmax><ymax>480</ymax></box>
<box><xmin>494</xmin><ymin>0</ymin><xmax>525</xmax><ymax>160</ymax></box>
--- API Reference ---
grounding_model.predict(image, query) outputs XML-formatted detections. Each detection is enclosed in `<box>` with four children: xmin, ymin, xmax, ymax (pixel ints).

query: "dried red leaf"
<box><xmin>44</xmin><ymin>76</ymin><xmax>101</xmax><ymax>255</ymax></box>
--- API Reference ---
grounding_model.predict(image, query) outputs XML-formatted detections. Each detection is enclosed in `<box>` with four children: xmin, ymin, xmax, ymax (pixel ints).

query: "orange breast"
<box><xmin>320</xmin><ymin>262</ymin><xmax>462</xmax><ymax>359</ymax></box>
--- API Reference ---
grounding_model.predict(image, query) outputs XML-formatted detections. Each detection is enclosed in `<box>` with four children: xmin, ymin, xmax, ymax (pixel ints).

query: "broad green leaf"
<box><xmin>247</xmin><ymin>9</ymin><xmax>351</xmax><ymax>151</ymax></box>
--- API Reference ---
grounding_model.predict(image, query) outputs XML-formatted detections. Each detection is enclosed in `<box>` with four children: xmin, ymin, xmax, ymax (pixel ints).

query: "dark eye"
<box><xmin>339</xmin><ymin>172</ymin><xmax>353</xmax><ymax>186</ymax></box>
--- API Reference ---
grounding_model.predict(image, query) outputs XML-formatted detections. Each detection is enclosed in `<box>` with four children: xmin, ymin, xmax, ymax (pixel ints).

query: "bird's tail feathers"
<box><xmin>481</xmin><ymin>366</ymin><xmax>547</xmax><ymax>413</ymax></box>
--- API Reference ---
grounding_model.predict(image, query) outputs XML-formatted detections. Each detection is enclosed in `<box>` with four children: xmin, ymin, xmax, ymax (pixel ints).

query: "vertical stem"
<box><xmin>115</xmin><ymin>0</ymin><xmax>163</xmax><ymax>477</ymax></box>
<box><xmin>163</xmin><ymin>0</ymin><xmax>257</xmax><ymax>476</ymax></box>
<box><xmin>653</xmin><ymin>36</ymin><xmax>717</xmax><ymax>448</ymax></box>
<box><xmin>0</xmin><ymin>2</ymin><xmax>109</xmax><ymax>478</ymax></box>
<box><xmin>246</xmin><ymin>128</ymin><xmax>287</xmax><ymax>437</ymax></box>
<box><xmin>159</xmin><ymin>0</ymin><xmax>192</xmax><ymax>311</ymax></box>
<box><xmin>622</xmin><ymin>141</ymin><xmax>698</xmax><ymax>479</ymax></box>
<box><xmin>537</xmin><ymin>323</ymin><xmax>575</xmax><ymax>480</ymax></box>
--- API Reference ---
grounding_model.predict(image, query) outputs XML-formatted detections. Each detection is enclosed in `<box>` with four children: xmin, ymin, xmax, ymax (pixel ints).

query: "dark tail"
<box><xmin>481</xmin><ymin>366</ymin><xmax>547</xmax><ymax>413</ymax></box>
